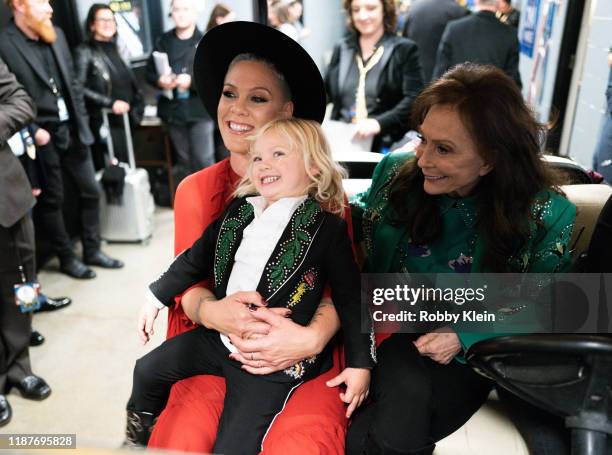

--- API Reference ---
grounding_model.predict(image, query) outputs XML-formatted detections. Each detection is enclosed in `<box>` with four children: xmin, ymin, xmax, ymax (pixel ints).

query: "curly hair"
<box><xmin>342</xmin><ymin>0</ymin><xmax>397</xmax><ymax>35</ymax></box>
<box><xmin>387</xmin><ymin>63</ymin><xmax>562</xmax><ymax>272</ymax></box>
<box><xmin>234</xmin><ymin>118</ymin><xmax>347</xmax><ymax>215</ymax></box>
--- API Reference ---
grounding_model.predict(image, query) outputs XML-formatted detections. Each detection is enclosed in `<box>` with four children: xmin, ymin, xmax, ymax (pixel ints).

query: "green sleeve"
<box><xmin>457</xmin><ymin>194</ymin><xmax>577</xmax><ymax>357</ymax></box>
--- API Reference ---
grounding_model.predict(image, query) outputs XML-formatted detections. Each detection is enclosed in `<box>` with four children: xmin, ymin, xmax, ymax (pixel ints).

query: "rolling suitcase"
<box><xmin>97</xmin><ymin>109</ymin><xmax>154</xmax><ymax>242</ymax></box>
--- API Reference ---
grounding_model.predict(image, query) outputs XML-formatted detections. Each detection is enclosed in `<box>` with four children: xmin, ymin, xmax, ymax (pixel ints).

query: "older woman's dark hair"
<box><xmin>85</xmin><ymin>3</ymin><xmax>115</xmax><ymax>42</ymax></box>
<box><xmin>343</xmin><ymin>0</ymin><xmax>397</xmax><ymax>35</ymax></box>
<box><xmin>388</xmin><ymin>63</ymin><xmax>559</xmax><ymax>272</ymax></box>
<box><xmin>206</xmin><ymin>3</ymin><xmax>232</xmax><ymax>32</ymax></box>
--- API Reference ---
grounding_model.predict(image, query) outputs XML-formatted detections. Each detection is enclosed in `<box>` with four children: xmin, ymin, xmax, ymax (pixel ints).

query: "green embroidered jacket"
<box><xmin>352</xmin><ymin>151</ymin><xmax>577</xmax><ymax>354</ymax></box>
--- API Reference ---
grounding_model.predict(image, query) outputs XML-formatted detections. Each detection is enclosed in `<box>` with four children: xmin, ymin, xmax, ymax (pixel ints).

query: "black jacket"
<box><xmin>433</xmin><ymin>11</ymin><xmax>522</xmax><ymax>88</ymax></box>
<box><xmin>0</xmin><ymin>21</ymin><xmax>94</xmax><ymax>146</ymax></box>
<box><xmin>150</xmin><ymin>197</ymin><xmax>376</xmax><ymax>383</ymax></box>
<box><xmin>402</xmin><ymin>0</ymin><xmax>468</xmax><ymax>83</ymax></box>
<box><xmin>74</xmin><ymin>41</ymin><xmax>144</xmax><ymax>127</ymax></box>
<box><xmin>145</xmin><ymin>28</ymin><xmax>209</xmax><ymax>125</ymax></box>
<box><xmin>325</xmin><ymin>33</ymin><xmax>424</xmax><ymax>151</ymax></box>
<box><xmin>0</xmin><ymin>57</ymin><xmax>36</xmax><ymax>228</ymax></box>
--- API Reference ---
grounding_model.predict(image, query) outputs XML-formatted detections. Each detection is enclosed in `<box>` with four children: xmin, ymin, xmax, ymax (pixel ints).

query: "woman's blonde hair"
<box><xmin>234</xmin><ymin>118</ymin><xmax>347</xmax><ymax>215</ymax></box>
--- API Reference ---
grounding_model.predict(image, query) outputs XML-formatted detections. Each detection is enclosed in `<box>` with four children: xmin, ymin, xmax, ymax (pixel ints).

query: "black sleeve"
<box><xmin>324</xmin><ymin>44</ymin><xmax>341</xmax><ymax>105</ymax></box>
<box><xmin>373</xmin><ymin>40</ymin><xmax>424</xmax><ymax>137</ymax></box>
<box><xmin>149</xmin><ymin>213</ymin><xmax>222</xmax><ymax>306</ymax></box>
<box><xmin>324</xmin><ymin>217</ymin><xmax>375</xmax><ymax>368</ymax></box>
<box><xmin>432</xmin><ymin>25</ymin><xmax>452</xmax><ymax>81</ymax></box>
<box><xmin>74</xmin><ymin>46</ymin><xmax>113</xmax><ymax>109</ymax></box>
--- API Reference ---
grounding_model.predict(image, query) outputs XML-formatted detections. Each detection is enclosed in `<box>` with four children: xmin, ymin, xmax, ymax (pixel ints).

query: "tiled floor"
<box><xmin>4</xmin><ymin>208</ymin><xmax>528</xmax><ymax>454</ymax></box>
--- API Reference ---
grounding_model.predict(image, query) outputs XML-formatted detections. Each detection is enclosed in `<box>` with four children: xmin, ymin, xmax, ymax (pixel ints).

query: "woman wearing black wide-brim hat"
<box><xmin>135</xmin><ymin>22</ymin><xmax>349</xmax><ymax>454</ymax></box>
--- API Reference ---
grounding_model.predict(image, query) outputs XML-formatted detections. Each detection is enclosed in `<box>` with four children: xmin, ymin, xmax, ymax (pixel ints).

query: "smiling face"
<box><xmin>350</xmin><ymin>0</ymin><xmax>384</xmax><ymax>38</ymax></box>
<box><xmin>91</xmin><ymin>8</ymin><xmax>116</xmax><ymax>42</ymax></box>
<box><xmin>415</xmin><ymin>105</ymin><xmax>493</xmax><ymax>198</ymax></box>
<box><xmin>217</xmin><ymin>60</ymin><xmax>294</xmax><ymax>155</ymax></box>
<box><xmin>249</xmin><ymin>129</ymin><xmax>312</xmax><ymax>205</ymax></box>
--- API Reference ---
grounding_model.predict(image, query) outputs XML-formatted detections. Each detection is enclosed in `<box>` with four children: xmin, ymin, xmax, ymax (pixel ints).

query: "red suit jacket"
<box><xmin>148</xmin><ymin>159</ymin><xmax>349</xmax><ymax>454</ymax></box>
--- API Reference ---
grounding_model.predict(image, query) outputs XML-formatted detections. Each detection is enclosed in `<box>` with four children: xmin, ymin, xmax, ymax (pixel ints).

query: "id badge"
<box><xmin>57</xmin><ymin>96</ymin><xmax>70</xmax><ymax>122</ymax></box>
<box><xmin>14</xmin><ymin>282</ymin><xmax>41</xmax><ymax>313</ymax></box>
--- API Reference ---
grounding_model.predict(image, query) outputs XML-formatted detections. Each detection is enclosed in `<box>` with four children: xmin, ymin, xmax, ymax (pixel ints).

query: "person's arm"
<box><xmin>0</xmin><ymin>58</ymin><xmax>35</xmax><ymax>143</ymax></box>
<box><xmin>505</xmin><ymin>36</ymin><xmax>522</xmax><ymax>90</ymax></box>
<box><xmin>324</xmin><ymin>219</ymin><xmax>375</xmax><ymax>369</ymax></box>
<box><xmin>432</xmin><ymin>25</ymin><xmax>453</xmax><ymax>81</ymax></box>
<box><xmin>73</xmin><ymin>45</ymin><xmax>114</xmax><ymax>109</ymax></box>
<box><xmin>371</xmin><ymin>41</ymin><xmax>424</xmax><ymax>139</ymax></box>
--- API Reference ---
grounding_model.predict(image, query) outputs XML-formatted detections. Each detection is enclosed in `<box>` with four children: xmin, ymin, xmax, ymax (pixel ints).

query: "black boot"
<box><xmin>123</xmin><ymin>410</ymin><xmax>157</xmax><ymax>448</ymax></box>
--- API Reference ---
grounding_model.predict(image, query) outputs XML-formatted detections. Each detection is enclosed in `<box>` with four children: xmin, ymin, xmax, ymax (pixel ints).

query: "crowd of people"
<box><xmin>1</xmin><ymin>0</ymin><xmax>610</xmax><ymax>454</ymax></box>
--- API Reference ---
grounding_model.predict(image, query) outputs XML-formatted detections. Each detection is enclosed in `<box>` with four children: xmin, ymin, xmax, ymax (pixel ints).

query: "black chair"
<box><xmin>466</xmin><ymin>335</ymin><xmax>612</xmax><ymax>455</ymax></box>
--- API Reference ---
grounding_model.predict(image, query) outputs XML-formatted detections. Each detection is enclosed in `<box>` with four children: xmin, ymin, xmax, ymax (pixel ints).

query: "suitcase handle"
<box><xmin>101</xmin><ymin>108</ymin><xmax>136</xmax><ymax>170</ymax></box>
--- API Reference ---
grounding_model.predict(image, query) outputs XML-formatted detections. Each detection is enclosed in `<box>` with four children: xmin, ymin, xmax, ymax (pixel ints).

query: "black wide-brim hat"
<box><xmin>194</xmin><ymin>21</ymin><xmax>326</xmax><ymax>124</ymax></box>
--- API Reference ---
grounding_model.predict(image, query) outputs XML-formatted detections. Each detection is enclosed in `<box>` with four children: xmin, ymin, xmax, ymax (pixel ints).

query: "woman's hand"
<box><xmin>34</xmin><ymin>128</ymin><xmax>50</xmax><ymax>146</ymax></box>
<box><xmin>137</xmin><ymin>301</ymin><xmax>160</xmax><ymax>345</ymax></box>
<box><xmin>326</xmin><ymin>367</ymin><xmax>371</xmax><ymax>418</ymax></box>
<box><xmin>112</xmin><ymin>99</ymin><xmax>130</xmax><ymax>114</ymax></box>
<box><xmin>414</xmin><ymin>328</ymin><xmax>461</xmax><ymax>364</ymax></box>
<box><xmin>175</xmin><ymin>73</ymin><xmax>192</xmax><ymax>90</ymax></box>
<box><xmin>353</xmin><ymin>118</ymin><xmax>381</xmax><ymax>139</ymax></box>
<box><xmin>228</xmin><ymin>308</ymin><xmax>319</xmax><ymax>375</ymax></box>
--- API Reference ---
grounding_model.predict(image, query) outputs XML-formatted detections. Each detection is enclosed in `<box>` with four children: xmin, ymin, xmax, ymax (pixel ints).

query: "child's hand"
<box><xmin>325</xmin><ymin>367</ymin><xmax>371</xmax><ymax>418</ymax></box>
<box><xmin>137</xmin><ymin>301</ymin><xmax>160</xmax><ymax>345</ymax></box>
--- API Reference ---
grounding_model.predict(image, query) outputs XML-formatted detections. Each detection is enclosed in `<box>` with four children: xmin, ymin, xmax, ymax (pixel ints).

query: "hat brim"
<box><xmin>194</xmin><ymin>21</ymin><xmax>326</xmax><ymax>124</ymax></box>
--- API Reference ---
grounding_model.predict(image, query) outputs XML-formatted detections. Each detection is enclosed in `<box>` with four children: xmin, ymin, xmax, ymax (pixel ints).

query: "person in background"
<box><xmin>347</xmin><ymin>64</ymin><xmax>575</xmax><ymax>454</ymax></box>
<box><xmin>593</xmin><ymin>48</ymin><xmax>612</xmax><ymax>184</ymax></box>
<box><xmin>402</xmin><ymin>0</ymin><xmax>467</xmax><ymax>83</ymax></box>
<box><xmin>325</xmin><ymin>0</ymin><xmax>424</xmax><ymax>153</ymax></box>
<box><xmin>496</xmin><ymin>0</ymin><xmax>520</xmax><ymax>28</ymax></box>
<box><xmin>145</xmin><ymin>22</ymin><xmax>356</xmax><ymax>455</ymax></box>
<box><xmin>205</xmin><ymin>3</ymin><xmax>236</xmax><ymax>32</ymax></box>
<box><xmin>75</xmin><ymin>4</ymin><xmax>144</xmax><ymax>169</ymax></box>
<box><xmin>273</xmin><ymin>1</ymin><xmax>300</xmax><ymax>42</ymax></box>
<box><xmin>0</xmin><ymin>56</ymin><xmax>51</xmax><ymax>428</ymax></box>
<box><xmin>433</xmin><ymin>0</ymin><xmax>522</xmax><ymax>88</ymax></box>
<box><xmin>0</xmin><ymin>0</ymin><xmax>123</xmax><ymax>279</ymax></box>
<box><xmin>287</xmin><ymin>0</ymin><xmax>310</xmax><ymax>43</ymax></box>
<box><xmin>145</xmin><ymin>0</ymin><xmax>215</xmax><ymax>179</ymax></box>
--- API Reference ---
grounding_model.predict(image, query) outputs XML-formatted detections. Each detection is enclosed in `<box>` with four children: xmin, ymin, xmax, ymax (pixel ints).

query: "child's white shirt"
<box><xmin>220</xmin><ymin>195</ymin><xmax>307</xmax><ymax>352</ymax></box>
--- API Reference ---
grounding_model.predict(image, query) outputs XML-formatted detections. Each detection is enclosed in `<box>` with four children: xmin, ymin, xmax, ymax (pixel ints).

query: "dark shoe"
<box><xmin>35</xmin><ymin>295</ymin><xmax>72</xmax><ymax>313</ymax></box>
<box><xmin>84</xmin><ymin>250</ymin><xmax>124</xmax><ymax>269</ymax></box>
<box><xmin>123</xmin><ymin>410</ymin><xmax>157</xmax><ymax>448</ymax></box>
<box><xmin>14</xmin><ymin>375</ymin><xmax>51</xmax><ymax>400</ymax></box>
<box><xmin>30</xmin><ymin>330</ymin><xmax>45</xmax><ymax>346</ymax></box>
<box><xmin>0</xmin><ymin>395</ymin><xmax>11</xmax><ymax>427</ymax></box>
<box><xmin>60</xmin><ymin>258</ymin><xmax>96</xmax><ymax>279</ymax></box>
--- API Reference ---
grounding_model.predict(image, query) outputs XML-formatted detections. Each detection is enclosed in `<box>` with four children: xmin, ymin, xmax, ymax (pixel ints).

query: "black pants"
<box><xmin>127</xmin><ymin>327</ymin><xmax>301</xmax><ymax>455</ymax></box>
<box><xmin>346</xmin><ymin>333</ymin><xmax>492</xmax><ymax>455</ymax></box>
<box><xmin>168</xmin><ymin>119</ymin><xmax>215</xmax><ymax>174</ymax></box>
<box><xmin>37</xmin><ymin>138</ymin><xmax>101</xmax><ymax>262</ymax></box>
<box><xmin>0</xmin><ymin>216</ymin><xmax>34</xmax><ymax>392</ymax></box>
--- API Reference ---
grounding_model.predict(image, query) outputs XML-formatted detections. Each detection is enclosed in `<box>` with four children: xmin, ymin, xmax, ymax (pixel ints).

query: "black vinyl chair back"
<box><xmin>467</xmin><ymin>335</ymin><xmax>612</xmax><ymax>454</ymax></box>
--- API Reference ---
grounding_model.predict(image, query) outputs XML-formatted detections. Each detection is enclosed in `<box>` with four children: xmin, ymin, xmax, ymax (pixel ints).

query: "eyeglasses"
<box><xmin>95</xmin><ymin>18</ymin><xmax>116</xmax><ymax>23</ymax></box>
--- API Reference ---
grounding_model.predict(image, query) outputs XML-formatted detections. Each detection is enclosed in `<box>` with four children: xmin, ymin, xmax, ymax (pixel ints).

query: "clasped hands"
<box><xmin>136</xmin><ymin>290</ymin><xmax>370</xmax><ymax>418</ymax></box>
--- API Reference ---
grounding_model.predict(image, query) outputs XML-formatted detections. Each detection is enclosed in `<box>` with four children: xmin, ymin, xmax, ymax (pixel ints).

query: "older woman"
<box><xmin>325</xmin><ymin>0</ymin><xmax>424</xmax><ymax>153</ymax></box>
<box><xmin>139</xmin><ymin>22</ymin><xmax>350</xmax><ymax>454</ymax></box>
<box><xmin>347</xmin><ymin>64</ymin><xmax>576</xmax><ymax>454</ymax></box>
